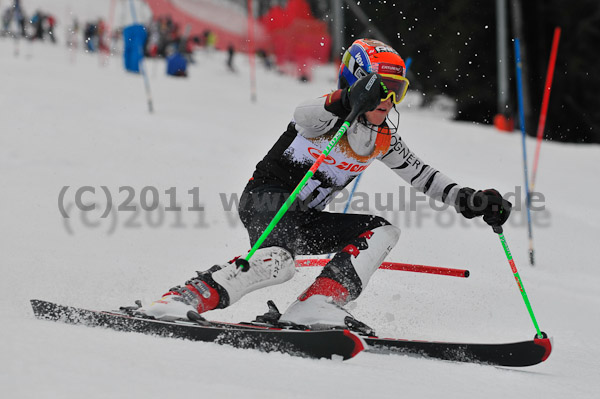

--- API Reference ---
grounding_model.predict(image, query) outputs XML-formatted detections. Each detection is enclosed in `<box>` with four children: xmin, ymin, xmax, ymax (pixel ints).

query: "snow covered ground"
<box><xmin>1</xmin><ymin>1</ymin><xmax>600</xmax><ymax>398</ymax></box>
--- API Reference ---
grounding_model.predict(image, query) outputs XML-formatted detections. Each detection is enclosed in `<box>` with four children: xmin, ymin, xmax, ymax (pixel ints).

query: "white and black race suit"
<box><xmin>239</xmin><ymin>96</ymin><xmax>463</xmax><ymax>256</ymax></box>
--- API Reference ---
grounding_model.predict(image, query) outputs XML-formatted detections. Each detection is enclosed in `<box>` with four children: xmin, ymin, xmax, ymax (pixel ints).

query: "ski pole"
<box><xmin>238</xmin><ymin>108</ymin><xmax>361</xmax><ymax>269</ymax></box>
<box><xmin>531</xmin><ymin>27</ymin><xmax>561</xmax><ymax>193</ymax></box>
<box><xmin>492</xmin><ymin>225</ymin><xmax>544</xmax><ymax>338</ymax></box>
<box><xmin>514</xmin><ymin>38</ymin><xmax>535</xmax><ymax>266</ymax></box>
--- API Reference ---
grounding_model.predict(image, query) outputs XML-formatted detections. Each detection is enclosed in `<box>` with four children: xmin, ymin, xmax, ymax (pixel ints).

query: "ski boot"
<box><xmin>139</xmin><ymin>246</ymin><xmax>295</xmax><ymax>321</ymax></box>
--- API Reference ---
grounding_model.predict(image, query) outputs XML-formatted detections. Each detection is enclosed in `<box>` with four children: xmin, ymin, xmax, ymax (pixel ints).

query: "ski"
<box><xmin>249</xmin><ymin>300</ymin><xmax>553</xmax><ymax>367</ymax></box>
<box><xmin>29</xmin><ymin>299</ymin><xmax>363</xmax><ymax>361</ymax></box>
<box><xmin>363</xmin><ymin>335</ymin><xmax>552</xmax><ymax>367</ymax></box>
<box><xmin>30</xmin><ymin>299</ymin><xmax>552</xmax><ymax>367</ymax></box>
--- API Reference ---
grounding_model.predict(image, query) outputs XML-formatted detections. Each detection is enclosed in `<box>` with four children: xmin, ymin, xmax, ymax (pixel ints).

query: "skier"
<box><xmin>141</xmin><ymin>39</ymin><xmax>512</xmax><ymax>329</ymax></box>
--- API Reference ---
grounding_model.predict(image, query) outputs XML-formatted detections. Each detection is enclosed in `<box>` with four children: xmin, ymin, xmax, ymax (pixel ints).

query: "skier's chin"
<box><xmin>365</xmin><ymin>109</ymin><xmax>389</xmax><ymax>125</ymax></box>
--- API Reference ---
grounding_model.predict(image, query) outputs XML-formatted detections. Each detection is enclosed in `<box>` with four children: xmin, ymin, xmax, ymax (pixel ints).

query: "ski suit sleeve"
<box><xmin>379</xmin><ymin>132</ymin><xmax>462</xmax><ymax>210</ymax></box>
<box><xmin>293</xmin><ymin>96</ymin><xmax>340</xmax><ymax>139</ymax></box>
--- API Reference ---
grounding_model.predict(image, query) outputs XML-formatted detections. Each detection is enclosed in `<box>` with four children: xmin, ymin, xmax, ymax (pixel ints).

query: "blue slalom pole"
<box><xmin>342</xmin><ymin>174</ymin><xmax>362</xmax><ymax>214</ymax></box>
<box><xmin>514</xmin><ymin>39</ymin><xmax>535</xmax><ymax>266</ymax></box>
<box><xmin>325</xmin><ymin>174</ymin><xmax>363</xmax><ymax>259</ymax></box>
<box><xmin>128</xmin><ymin>0</ymin><xmax>154</xmax><ymax>113</ymax></box>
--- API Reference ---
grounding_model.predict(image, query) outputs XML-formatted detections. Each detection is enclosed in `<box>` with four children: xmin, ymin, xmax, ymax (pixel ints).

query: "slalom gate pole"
<box><xmin>103</xmin><ymin>0</ymin><xmax>117</xmax><ymax>64</ymax></box>
<box><xmin>514</xmin><ymin>38</ymin><xmax>535</xmax><ymax>266</ymax></box>
<box><xmin>325</xmin><ymin>173</ymin><xmax>363</xmax><ymax>259</ymax></box>
<box><xmin>296</xmin><ymin>258</ymin><xmax>469</xmax><ymax>278</ymax></box>
<box><xmin>128</xmin><ymin>0</ymin><xmax>154</xmax><ymax>113</ymax></box>
<box><xmin>240</xmin><ymin>110</ymin><xmax>360</xmax><ymax>268</ymax></box>
<box><xmin>531</xmin><ymin>27</ymin><xmax>561</xmax><ymax>193</ymax></box>
<box><xmin>493</xmin><ymin>226</ymin><xmax>544</xmax><ymax>338</ymax></box>
<box><xmin>343</xmin><ymin>173</ymin><xmax>362</xmax><ymax>215</ymax></box>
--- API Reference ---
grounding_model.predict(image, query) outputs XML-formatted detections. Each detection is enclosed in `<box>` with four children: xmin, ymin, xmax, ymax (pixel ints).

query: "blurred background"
<box><xmin>313</xmin><ymin>0</ymin><xmax>600</xmax><ymax>144</ymax></box>
<box><xmin>2</xmin><ymin>0</ymin><xmax>599</xmax><ymax>143</ymax></box>
<box><xmin>278</xmin><ymin>0</ymin><xmax>600</xmax><ymax>143</ymax></box>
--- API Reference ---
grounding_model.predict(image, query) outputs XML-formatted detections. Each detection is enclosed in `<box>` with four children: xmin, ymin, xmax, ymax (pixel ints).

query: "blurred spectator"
<box><xmin>97</xmin><ymin>19</ymin><xmax>108</xmax><ymax>52</ymax></box>
<box><xmin>141</xmin><ymin>14</ymin><xmax>200</xmax><ymax>64</ymax></box>
<box><xmin>26</xmin><ymin>9</ymin><xmax>56</xmax><ymax>43</ymax></box>
<box><xmin>2</xmin><ymin>8</ymin><xmax>12</xmax><ymax>34</ymax></box>
<box><xmin>13</xmin><ymin>0</ymin><xmax>26</xmax><ymax>37</ymax></box>
<box><xmin>84</xmin><ymin>22</ymin><xmax>97</xmax><ymax>52</ymax></box>
<box><xmin>66</xmin><ymin>18</ymin><xmax>79</xmax><ymax>49</ymax></box>
<box><xmin>226</xmin><ymin>44</ymin><xmax>236</xmax><ymax>72</ymax></box>
<box><xmin>203</xmin><ymin>29</ymin><xmax>216</xmax><ymax>51</ymax></box>
<box><xmin>257</xmin><ymin>49</ymin><xmax>274</xmax><ymax>70</ymax></box>
<box><xmin>146</xmin><ymin>15</ymin><xmax>180</xmax><ymax>58</ymax></box>
<box><xmin>46</xmin><ymin>13</ymin><xmax>56</xmax><ymax>43</ymax></box>
<box><xmin>146</xmin><ymin>17</ymin><xmax>161</xmax><ymax>57</ymax></box>
<box><xmin>30</xmin><ymin>10</ymin><xmax>44</xmax><ymax>40</ymax></box>
<box><xmin>158</xmin><ymin>16</ymin><xmax>177</xmax><ymax>57</ymax></box>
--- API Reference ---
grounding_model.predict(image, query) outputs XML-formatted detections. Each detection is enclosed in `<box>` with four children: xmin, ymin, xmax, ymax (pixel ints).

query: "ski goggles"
<box><xmin>380</xmin><ymin>74</ymin><xmax>410</xmax><ymax>104</ymax></box>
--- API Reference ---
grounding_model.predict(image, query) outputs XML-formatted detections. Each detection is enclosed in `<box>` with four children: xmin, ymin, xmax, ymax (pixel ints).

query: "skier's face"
<box><xmin>365</xmin><ymin>98</ymin><xmax>393</xmax><ymax>125</ymax></box>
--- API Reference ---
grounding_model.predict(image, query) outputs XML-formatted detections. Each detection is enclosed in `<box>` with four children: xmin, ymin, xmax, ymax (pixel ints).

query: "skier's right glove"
<box><xmin>457</xmin><ymin>187</ymin><xmax>512</xmax><ymax>227</ymax></box>
<box><xmin>325</xmin><ymin>72</ymin><xmax>387</xmax><ymax>119</ymax></box>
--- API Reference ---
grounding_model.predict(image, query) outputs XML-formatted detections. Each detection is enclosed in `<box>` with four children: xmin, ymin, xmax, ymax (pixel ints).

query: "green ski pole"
<box><xmin>493</xmin><ymin>225</ymin><xmax>546</xmax><ymax>339</ymax></box>
<box><xmin>235</xmin><ymin>108</ymin><xmax>361</xmax><ymax>271</ymax></box>
<box><xmin>236</xmin><ymin>72</ymin><xmax>382</xmax><ymax>271</ymax></box>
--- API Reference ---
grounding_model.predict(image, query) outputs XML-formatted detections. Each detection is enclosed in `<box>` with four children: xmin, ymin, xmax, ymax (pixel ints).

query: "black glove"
<box><xmin>457</xmin><ymin>187</ymin><xmax>512</xmax><ymax>227</ymax></box>
<box><xmin>325</xmin><ymin>73</ymin><xmax>386</xmax><ymax>119</ymax></box>
<box><xmin>342</xmin><ymin>72</ymin><xmax>386</xmax><ymax>117</ymax></box>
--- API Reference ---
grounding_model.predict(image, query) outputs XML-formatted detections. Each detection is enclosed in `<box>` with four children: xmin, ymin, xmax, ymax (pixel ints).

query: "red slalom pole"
<box><xmin>296</xmin><ymin>258</ymin><xmax>470</xmax><ymax>278</ymax></box>
<box><xmin>531</xmin><ymin>27</ymin><xmax>561</xmax><ymax>192</ymax></box>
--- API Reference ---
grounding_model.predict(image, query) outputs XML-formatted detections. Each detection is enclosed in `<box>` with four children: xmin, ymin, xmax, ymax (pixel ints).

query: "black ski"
<box><xmin>30</xmin><ymin>299</ymin><xmax>363</xmax><ymax>360</ymax></box>
<box><xmin>364</xmin><ymin>335</ymin><xmax>552</xmax><ymax>367</ymax></box>
<box><xmin>249</xmin><ymin>300</ymin><xmax>553</xmax><ymax>367</ymax></box>
<box><xmin>30</xmin><ymin>299</ymin><xmax>552</xmax><ymax>367</ymax></box>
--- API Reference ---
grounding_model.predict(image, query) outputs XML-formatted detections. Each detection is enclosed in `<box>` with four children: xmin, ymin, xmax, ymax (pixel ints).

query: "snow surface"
<box><xmin>1</xmin><ymin>1</ymin><xmax>600</xmax><ymax>398</ymax></box>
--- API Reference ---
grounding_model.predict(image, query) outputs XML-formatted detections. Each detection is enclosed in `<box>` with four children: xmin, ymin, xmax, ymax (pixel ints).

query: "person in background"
<box><xmin>226</xmin><ymin>44</ymin><xmax>236</xmax><ymax>72</ymax></box>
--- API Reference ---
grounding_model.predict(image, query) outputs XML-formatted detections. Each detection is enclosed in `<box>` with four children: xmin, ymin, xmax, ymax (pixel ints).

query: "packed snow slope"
<box><xmin>1</xmin><ymin>6</ymin><xmax>599</xmax><ymax>399</ymax></box>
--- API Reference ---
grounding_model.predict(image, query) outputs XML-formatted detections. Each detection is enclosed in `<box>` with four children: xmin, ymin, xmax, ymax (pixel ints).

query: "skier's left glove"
<box><xmin>325</xmin><ymin>73</ymin><xmax>386</xmax><ymax>119</ymax></box>
<box><xmin>457</xmin><ymin>187</ymin><xmax>512</xmax><ymax>227</ymax></box>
